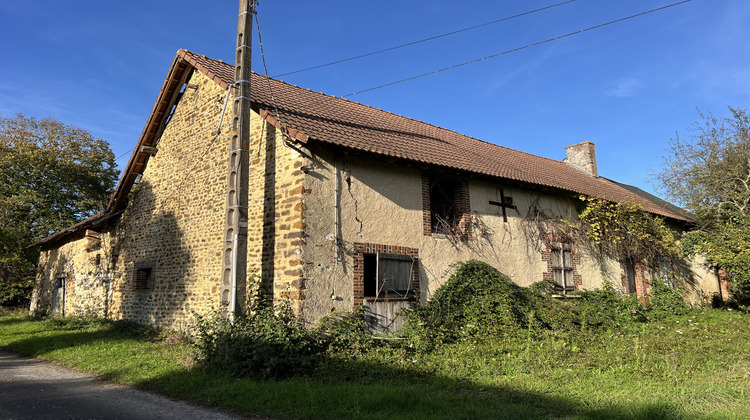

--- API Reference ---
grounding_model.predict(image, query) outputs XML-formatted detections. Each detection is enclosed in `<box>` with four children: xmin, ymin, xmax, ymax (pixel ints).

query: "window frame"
<box><xmin>373</xmin><ymin>252</ymin><xmax>417</xmax><ymax>298</ymax></box>
<box><xmin>353</xmin><ymin>243</ymin><xmax>420</xmax><ymax>305</ymax></box>
<box><xmin>546</xmin><ymin>242</ymin><xmax>578</xmax><ymax>294</ymax></box>
<box><xmin>421</xmin><ymin>173</ymin><xmax>471</xmax><ymax>237</ymax></box>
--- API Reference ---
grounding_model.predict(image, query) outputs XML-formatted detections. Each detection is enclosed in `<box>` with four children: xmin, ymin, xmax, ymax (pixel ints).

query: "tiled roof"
<box><xmin>30</xmin><ymin>49</ymin><xmax>691</xmax><ymax>249</ymax></box>
<box><xmin>179</xmin><ymin>50</ymin><xmax>690</xmax><ymax>222</ymax></box>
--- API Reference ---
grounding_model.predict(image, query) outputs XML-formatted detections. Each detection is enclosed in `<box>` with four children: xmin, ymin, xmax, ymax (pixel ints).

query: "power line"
<box><xmin>272</xmin><ymin>0</ymin><xmax>577</xmax><ymax>78</ymax></box>
<box><xmin>115</xmin><ymin>148</ymin><xmax>134</xmax><ymax>162</ymax></box>
<box><xmin>342</xmin><ymin>0</ymin><xmax>693</xmax><ymax>98</ymax></box>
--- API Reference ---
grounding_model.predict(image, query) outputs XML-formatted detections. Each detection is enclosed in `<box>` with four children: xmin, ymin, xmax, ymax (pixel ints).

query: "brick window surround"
<box><xmin>352</xmin><ymin>242</ymin><xmax>419</xmax><ymax>306</ymax></box>
<box><xmin>421</xmin><ymin>173</ymin><xmax>471</xmax><ymax>238</ymax></box>
<box><xmin>622</xmin><ymin>260</ymin><xmax>648</xmax><ymax>300</ymax></box>
<box><xmin>542</xmin><ymin>240</ymin><xmax>582</xmax><ymax>293</ymax></box>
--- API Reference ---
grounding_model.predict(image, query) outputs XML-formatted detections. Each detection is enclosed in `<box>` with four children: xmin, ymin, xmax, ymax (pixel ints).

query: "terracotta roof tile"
<box><xmin>178</xmin><ymin>49</ymin><xmax>689</xmax><ymax>222</ymax></box>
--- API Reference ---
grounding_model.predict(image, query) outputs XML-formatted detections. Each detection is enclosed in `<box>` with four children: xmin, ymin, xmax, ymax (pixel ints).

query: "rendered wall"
<box><xmin>298</xmin><ymin>149</ymin><xmax>721</xmax><ymax>323</ymax></box>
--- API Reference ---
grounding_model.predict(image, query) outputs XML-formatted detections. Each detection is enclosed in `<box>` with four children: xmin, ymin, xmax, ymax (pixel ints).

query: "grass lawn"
<box><xmin>1</xmin><ymin>307</ymin><xmax>749</xmax><ymax>419</ymax></box>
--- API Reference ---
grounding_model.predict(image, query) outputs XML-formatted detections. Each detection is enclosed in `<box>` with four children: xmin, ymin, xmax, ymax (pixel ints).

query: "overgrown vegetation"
<box><xmin>572</xmin><ymin>196</ymin><xmax>678</xmax><ymax>263</ymax></box>
<box><xmin>193</xmin><ymin>261</ymin><xmax>700</xmax><ymax>380</ymax></box>
<box><xmin>2</xmin><ymin>262</ymin><xmax>749</xmax><ymax>418</ymax></box>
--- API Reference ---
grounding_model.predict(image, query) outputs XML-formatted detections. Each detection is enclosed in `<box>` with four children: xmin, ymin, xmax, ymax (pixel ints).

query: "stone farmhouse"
<box><xmin>30</xmin><ymin>50</ymin><xmax>727</xmax><ymax>330</ymax></box>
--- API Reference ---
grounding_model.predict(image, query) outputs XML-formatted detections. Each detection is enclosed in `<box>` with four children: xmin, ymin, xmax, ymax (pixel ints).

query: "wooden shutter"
<box><xmin>377</xmin><ymin>253</ymin><xmax>415</xmax><ymax>295</ymax></box>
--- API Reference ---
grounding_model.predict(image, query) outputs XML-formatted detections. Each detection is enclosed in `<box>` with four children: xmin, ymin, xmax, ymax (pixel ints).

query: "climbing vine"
<box><xmin>571</xmin><ymin>197</ymin><xmax>678</xmax><ymax>264</ymax></box>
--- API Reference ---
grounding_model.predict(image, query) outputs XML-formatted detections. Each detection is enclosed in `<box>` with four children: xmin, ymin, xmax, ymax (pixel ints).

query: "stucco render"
<box><xmin>298</xmin><ymin>149</ymin><xmax>721</xmax><ymax>323</ymax></box>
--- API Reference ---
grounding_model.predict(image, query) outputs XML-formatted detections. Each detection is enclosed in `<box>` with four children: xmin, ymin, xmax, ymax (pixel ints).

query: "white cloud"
<box><xmin>605</xmin><ymin>78</ymin><xmax>643</xmax><ymax>98</ymax></box>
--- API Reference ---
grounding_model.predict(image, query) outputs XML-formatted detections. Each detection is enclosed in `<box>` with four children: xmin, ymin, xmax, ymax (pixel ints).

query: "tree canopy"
<box><xmin>655</xmin><ymin>107</ymin><xmax>750</xmax><ymax>300</ymax></box>
<box><xmin>0</xmin><ymin>114</ymin><xmax>119</xmax><ymax>305</ymax></box>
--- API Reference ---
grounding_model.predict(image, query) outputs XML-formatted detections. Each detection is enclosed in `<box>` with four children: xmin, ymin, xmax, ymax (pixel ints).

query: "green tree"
<box><xmin>0</xmin><ymin>114</ymin><xmax>119</xmax><ymax>306</ymax></box>
<box><xmin>654</xmin><ymin>107</ymin><xmax>750</xmax><ymax>300</ymax></box>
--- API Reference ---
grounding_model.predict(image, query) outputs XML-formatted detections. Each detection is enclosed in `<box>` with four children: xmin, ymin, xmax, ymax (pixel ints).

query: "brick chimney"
<box><xmin>564</xmin><ymin>141</ymin><xmax>598</xmax><ymax>177</ymax></box>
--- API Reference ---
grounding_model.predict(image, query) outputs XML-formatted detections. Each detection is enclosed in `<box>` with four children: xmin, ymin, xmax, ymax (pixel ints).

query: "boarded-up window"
<box><xmin>551</xmin><ymin>243</ymin><xmax>575</xmax><ymax>293</ymax></box>
<box><xmin>363</xmin><ymin>253</ymin><xmax>416</xmax><ymax>298</ymax></box>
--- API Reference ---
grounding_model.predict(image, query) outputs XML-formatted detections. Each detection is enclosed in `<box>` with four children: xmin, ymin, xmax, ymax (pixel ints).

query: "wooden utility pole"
<box><xmin>221</xmin><ymin>0</ymin><xmax>256</xmax><ymax>316</ymax></box>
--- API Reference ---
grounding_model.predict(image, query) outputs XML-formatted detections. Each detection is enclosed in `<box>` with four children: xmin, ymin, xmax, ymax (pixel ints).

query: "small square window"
<box><xmin>134</xmin><ymin>262</ymin><xmax>154</xmax><ymax>290</ymax></box>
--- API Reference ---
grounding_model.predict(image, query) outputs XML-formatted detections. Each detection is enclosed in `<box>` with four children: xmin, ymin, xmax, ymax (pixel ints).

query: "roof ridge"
<box><xmin>180</xmin><ymin>49</ymin><xmax>570</xmax><ymax>166</ymax></box>
<box><xmin>177</xmin><ymin>49</ymin><xmax>689</xmax><ymax>223</ymax></box>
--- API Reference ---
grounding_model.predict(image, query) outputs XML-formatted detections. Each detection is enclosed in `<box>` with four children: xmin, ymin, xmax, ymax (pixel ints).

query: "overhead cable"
<box><xmin>342</xmin><ymin>0</ymin><xmax>693</xmax><ymax>98</ymax></box>
<box><xmin>273</xmin><ymin>0</ymin><xmax>577</xmax><ymax>78</ymax></box>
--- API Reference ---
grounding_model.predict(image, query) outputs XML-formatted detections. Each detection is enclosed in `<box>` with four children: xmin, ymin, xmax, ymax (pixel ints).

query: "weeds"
<box><xmin>4</xmin><ymin>261</ymin><xmax>746</xmax><ymax>418</ymax></box>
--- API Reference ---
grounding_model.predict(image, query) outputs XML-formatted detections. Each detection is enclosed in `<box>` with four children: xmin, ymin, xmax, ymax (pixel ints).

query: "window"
<box><xmin>430</xmin><ymin>176</ymin><xmax>460</xmax><ymax>233</ymax></box>
<box><xmin>658</xmin><ymin>256</ymin><xmax>674</xmax><ymax>288</ymax></box>
<box><xmin>550</xmin><ymin>243</ymin><xmax>575</xmax><ymax>293</ymax></box>
<box><xmin>363</xmin><ymin>253</ymin><xmax>417</xmax><ymax>299</ymax></box>
<box><xmin>625</xmin><ymin>260</ymin><xmax>637</xmax><ymax>295</ymax></box>
<box><xmin>422</xmin><ymin>173</ymin><xmax>470</xmax><ymax>236</ymax></box>
<box><xmin>134</xmin><ymin>262</ymin><xmax>154</xmax><ymax>290</ymax></box>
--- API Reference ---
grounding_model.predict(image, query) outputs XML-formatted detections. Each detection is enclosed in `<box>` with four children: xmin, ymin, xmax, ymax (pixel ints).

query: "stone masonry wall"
<box><xmin>106</xmin><ymin>70</ymin><xmax>233</xmax><ymax>329</ymax></box>
<box><xmin>33</xmin><ymin>70</ymin><xmax>231</xmax><ymax>329</ymax></box>
<box><xmin>31</xmin><ymin>230</ymin><xmax>114</xmax><ymax>317</ymax></box>
<box><xmin>245</xmin><ymin>114</ymin><xmax>307</xmax><ymax>313</ymax></box>
<box><xmin>32</xmin><ymin>69</ymin><xmax>310</xmax><ymax>329</ymax></box>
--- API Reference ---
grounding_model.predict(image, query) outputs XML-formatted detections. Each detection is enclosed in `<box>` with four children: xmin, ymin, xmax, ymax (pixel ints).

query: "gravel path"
<box><xmin>0</xmin><ymin>349</ymin><xmax>244</xmax><ymax>420</ymax></box>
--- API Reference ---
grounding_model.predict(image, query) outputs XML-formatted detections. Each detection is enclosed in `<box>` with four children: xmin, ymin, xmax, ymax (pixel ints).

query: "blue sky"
<box><xmin>1</xmin><ymin>0</ymin><xmax>748</xmax><ymax>198</ymax></box>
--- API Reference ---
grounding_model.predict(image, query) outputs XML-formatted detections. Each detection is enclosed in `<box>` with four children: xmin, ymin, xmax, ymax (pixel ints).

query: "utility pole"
<box><xmin>221</xmin><ymin>0</ymin><xmax>256</xmax><ymax>316</ymax></box>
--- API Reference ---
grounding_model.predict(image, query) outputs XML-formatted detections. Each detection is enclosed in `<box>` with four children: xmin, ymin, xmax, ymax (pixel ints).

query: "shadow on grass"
<box><xmin>136</xmin><ymin>356</ymin><xmax>691</xmax><ymax>420</ymax></box>
<box><xmin>1</xmin><ymin>324</ymin><xmax>693</xmax><ymax>419</ymax></box>
<box><xmin>0</xmin><ymin>324</ymin><xmax>141</xmax><ymax>357</ymax></box>
<box><xmin>0</xmin><ymin>317</ymin><xmax>29</xmax><ymax>327</ymax></box>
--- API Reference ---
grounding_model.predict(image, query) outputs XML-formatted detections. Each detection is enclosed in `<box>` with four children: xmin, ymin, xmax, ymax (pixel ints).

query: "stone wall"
<box><xmin>33</xmin><ymin>70</ymin><xmax>230</xmax><ymax>328</ymax></box>
<box><xmin>31</xmin><ymin>229</ymin><xmax>114</xmax><ymax>317</ymax></box>
<box><xmin>32</xmin><ymin>68</ymin><xmax>311</xmax><ymax>329</ymax></box>
<box><xmin>245</xmin><ymin>113</ymin><xmax>307</xmax><ymax>311</ymax></box>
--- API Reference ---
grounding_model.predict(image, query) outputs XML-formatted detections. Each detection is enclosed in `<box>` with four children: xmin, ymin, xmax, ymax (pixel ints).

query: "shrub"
<box><xmin>575</xmin><ymin>287</ymin><xmax>644</xmax><ymax>330</ymax></box>
<box><xmin>402</xmin><ymin>261</ymin><xmax>661</xmax><ymax>346</ymax></box>
<box><xmin>0</xmin><ymin>276</ymin><xmax>34</xmax><ymax>307</ymax></box>
<box><xmin>314</xmin><ymin>306</ymin><xmax>372</xmax><ymax>355</ymax></box>
<box><xmin>403</xmin><ymin>260</ymin><xmax>576</xmax><ymax>344</ymax></box>
<box><xmin>193</xmin><ymin>300</ymin><xmax>323</xmax><ymax>379</ymax></box>
<box><xmin>648</xmin><ymin>278</ymin><xmax>689</xmax><ymax>319</ymax></box>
